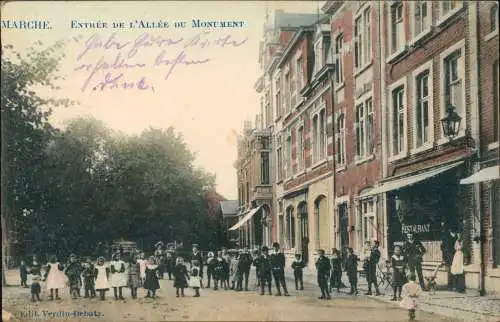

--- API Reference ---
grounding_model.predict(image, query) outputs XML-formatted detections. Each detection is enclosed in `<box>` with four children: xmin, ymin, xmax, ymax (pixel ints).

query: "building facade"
<box><xmin>324</xmin><ymin>1</ymin><xmax>385</xmax><ymax>259</ymax></box>
<box><xmin>232</xmin><ymin>120</ymin><xmax>273</xmax><ymax>249</ymax></box>
<box><xmin>236</xmin><ymin>1</ymin><xmax>499</xmax><ymax>293</ymax></box>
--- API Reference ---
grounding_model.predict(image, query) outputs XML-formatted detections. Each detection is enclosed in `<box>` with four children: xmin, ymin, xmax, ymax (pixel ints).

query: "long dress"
<box><xmin>45</xmin><ymin>262</ymin><xmax>67</xmax><ymax>290</ymax></box>
<box><xmin>144</xmin><ymin>265</ymin><xmax>160</xmax><ymax>291</ymax></box>
<box><xmin>400</xmin><ymin>281</ymin><xmax>423</xmax><ymax>310</ymax></box>
<box><xmin>451</xmin><ymin>240</ymin><xmax>464</xmax><ymax>275</ymax></box>
<box><xmin>94</xmin><ymin>264</ymin><xmax>109</xmax><ymax>291</ymax></box>
<box><xmin>109</xmin><ymin>260</ymin><xmax>127</xmax><ymax>288</ymax></box>
<box><xmin>173</xmin><ymin>264</ymin><xmax>189</xmax><ymax>288</ymax></box>
<box><xmin>127</xmin><ymin>262</ymin><xmax>140</xmax><ymax>288</ymax></box>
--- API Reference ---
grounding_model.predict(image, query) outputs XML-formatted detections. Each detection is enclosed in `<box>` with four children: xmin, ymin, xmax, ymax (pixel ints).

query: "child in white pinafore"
<box><xmin>400</xmin><ymin>274</ymin><xmax>423</xmax><ymax>321</ymax></box>
<box><xmin>109</xmin><ymin>253</ymin><xmax>127</xmax><ymax>300</ymax></box>
<box><xmin>189</xmin><ymin>260</ymin><xmax>202</xmax><ymax>297</ymax></box>
<box><xmin>44</xmin><ymin>255</ymin><xmax>67</xmax><ymax>300</ymax></box>
<box><xmin>94</xmin><ymin>257</ymin><xmax>110</xmax><ymax>300</ymax></box>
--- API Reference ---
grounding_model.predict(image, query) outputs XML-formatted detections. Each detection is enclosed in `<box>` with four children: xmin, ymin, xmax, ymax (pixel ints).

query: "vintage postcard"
<box><xmin>1</xmin><ymin>1</ymin><xmax>499</xmax><ymax>321</ymax></box>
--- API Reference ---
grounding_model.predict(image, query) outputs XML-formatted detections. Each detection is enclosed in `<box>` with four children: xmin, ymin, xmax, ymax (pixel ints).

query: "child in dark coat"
<box><xmin>315</xmin><ymin>249</ymin><xmax>331</xmax><ymax>300</ymax></box>
<box><xmin>213</xmin><ymin>251</ymin><xmax>228</xmax><ymax>290</ymax></box>
<box><xmin>144</xmin><ymin>256</ymin><xmax>160</xmax><ymax>298</ymax></box>
<box><xmin>345</xmin><ymin>248</ymin><xmax>359</xmax><ymax>295</ymax></box>
<box><xmin>173</xmin><ymin>257</ymin><xmax>189</xmax><ymax>297</ymax></box>
<box><xmin>20</xmin><ymin>260</ymin><xmax>28</xmax><ymax>288</ymax></box>
<box><xmin>291</xmin><ymin>254</ymin><xmax>305</xmax><ymax>290</ymax></box>
<box><xmin>65</xmin><ymin>254</ymin><xmax>83</xmax><ymax>299</ymax></box>
<box><xmin>82</xmin><ymin>257</ymin><xmax>96</xmax><ymax>298</ymax></box>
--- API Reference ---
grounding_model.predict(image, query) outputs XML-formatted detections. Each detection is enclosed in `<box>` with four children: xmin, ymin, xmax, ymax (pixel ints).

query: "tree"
<box><xmin>1</xmin><ymin>40</ymin><xmax>72</xmax><ymax>284</ymax></box>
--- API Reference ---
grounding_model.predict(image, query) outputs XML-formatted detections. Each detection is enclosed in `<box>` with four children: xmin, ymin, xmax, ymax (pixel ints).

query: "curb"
<box><xmin>293</xmin><ymin>273</ymin><xmax>500</xmax><ymax>320</ymax></box>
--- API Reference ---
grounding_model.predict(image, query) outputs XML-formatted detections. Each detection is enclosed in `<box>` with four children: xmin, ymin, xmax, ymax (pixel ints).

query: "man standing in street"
<box><xmin>270</xmin><ymin>242</ymin><xmax>290</xmax><ymax>296</ymax></box>
<box><xmin>258</xmin><ymin>246</ymin><xmax>272</xmax><ymax>295</ymax></box>
<box><xmin>237</xmin><ymin>248</ymin><xmax>252</xmax><ymax>291</ymax></box>
<box><xmin>403</xmin><ymin>233</ymin><xmax>426</xmax><ymax>289</ymax></box>
<box><xmin>366</xmin><ymin>240</ymin><xmax>381</xmax><ymax>296</ymax></box>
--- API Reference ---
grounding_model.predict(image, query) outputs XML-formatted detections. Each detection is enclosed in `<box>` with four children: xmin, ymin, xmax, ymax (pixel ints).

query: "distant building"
<box><xmin>220</xmin><ymin>200</ymin><xmax>240</xmax><ymax>246</ymax></box>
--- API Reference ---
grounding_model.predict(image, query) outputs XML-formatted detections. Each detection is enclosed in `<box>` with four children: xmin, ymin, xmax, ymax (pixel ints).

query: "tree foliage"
<box><xmin>2</xmin><ymin>42</ymin><xmax>222</xmax><ymax>274</ymax></box>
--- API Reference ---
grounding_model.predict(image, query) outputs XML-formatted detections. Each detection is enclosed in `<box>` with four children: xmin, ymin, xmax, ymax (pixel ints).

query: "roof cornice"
<box><xmin>276</xmin><ymin>27</ymin><xmax>314</xmax><ymax>68</ymax></box>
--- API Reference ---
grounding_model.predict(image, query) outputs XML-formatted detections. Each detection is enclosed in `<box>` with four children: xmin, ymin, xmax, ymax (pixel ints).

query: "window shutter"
<box><xmin>415</xmin><ymin>2</ymin><xmax>421</xmax><ymax>16</ymax></box>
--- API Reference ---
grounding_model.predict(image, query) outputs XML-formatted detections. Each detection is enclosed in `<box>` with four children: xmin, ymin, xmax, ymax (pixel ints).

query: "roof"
<box><xmin>220</xmin><ymin>200</ymin><xmax>239</xmax><ymax>216</ymax></box>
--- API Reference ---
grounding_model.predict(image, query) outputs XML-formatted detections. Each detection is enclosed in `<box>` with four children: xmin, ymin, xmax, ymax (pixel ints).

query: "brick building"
<box><xmin>458</xmin><ymin>1</ymin><xmax>499</xmax><ymax>294</ymax></box>
<box><xmin>323</xmin><ymin>1</ymin><xmax>385</xmax><ymax>259</ymax></box>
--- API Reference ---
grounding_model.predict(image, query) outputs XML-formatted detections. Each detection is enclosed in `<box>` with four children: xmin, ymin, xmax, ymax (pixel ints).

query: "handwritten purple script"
<box><xmin>74</xmin><ymin>31</ymin><xmax>248</xmax><ymax>93</ymax></box>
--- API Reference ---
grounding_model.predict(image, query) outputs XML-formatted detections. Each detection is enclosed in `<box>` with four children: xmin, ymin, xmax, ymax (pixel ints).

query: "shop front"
<box><xmin>362</xmin><ymin>160</ymin><xmax>473</xmax><ymax>286</ymax></box>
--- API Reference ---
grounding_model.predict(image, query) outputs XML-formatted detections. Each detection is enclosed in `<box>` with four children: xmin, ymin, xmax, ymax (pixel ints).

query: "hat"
<box><xmin>272</xmin><ymin>242</ymin><xmax>280</xmax><ymax>248</ymax></box>
<box><xmin>155</xmin><ymin>241</ymin><xmax>164</xmax><ymax>247</ymax></box>
<box><xmin>262</xmin><ymin>246</ymin><xmax>269</xmax><ymax>252</ymax></box>
<box><xmin>97</xmin><ymin>256</ymin><xmax>105</xmax><ymax>262</ymax></box>
<box><xmin>208</xmin><ymin>252</ymin><xmax>214</xmax><ymax>257</ymax></box>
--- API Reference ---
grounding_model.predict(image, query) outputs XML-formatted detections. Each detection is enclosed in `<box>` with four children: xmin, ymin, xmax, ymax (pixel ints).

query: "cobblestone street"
<box><xmin>0</xmin><ymin>269</ymin><xmax>479</xmax><ymax>322</ymax></box>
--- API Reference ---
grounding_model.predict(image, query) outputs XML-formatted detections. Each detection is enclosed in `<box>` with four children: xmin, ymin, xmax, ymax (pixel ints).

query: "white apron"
<box><xmin>109</xmin><ymin>260</ymin><xmax>128</xmax><ymax>287</ymax></box>
<box><xmin>451</xmin><ymin>240</ymin><xmax>464</xmax><ymax>275</ymax></box>
<box><xmin>46</xmin><ymin>262</ymin><xmax>67</xmax><ymax>290</ymax></box>
<box><xmin>95</xmin><ymin>264</ymin><xmax>109</xmax><ymax>290</ymax></box>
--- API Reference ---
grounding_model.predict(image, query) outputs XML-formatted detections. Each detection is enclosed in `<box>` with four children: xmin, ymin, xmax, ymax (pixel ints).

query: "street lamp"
<box><xmin>440</xmin><ymin>104</ymin><xmax>462</xmax><ymax>140</ymax></box>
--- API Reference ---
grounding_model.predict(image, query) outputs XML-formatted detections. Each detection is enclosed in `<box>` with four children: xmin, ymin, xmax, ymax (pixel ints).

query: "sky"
<box><xmin>2</xmin><ymin>1</ymin><xmax>321</xmax><ymax>200</ymax></box>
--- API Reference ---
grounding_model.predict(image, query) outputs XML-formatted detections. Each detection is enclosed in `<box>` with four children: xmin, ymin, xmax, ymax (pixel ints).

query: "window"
<box><xmin>275</xmin><ymin>77</ymin><xmax>282</xmax><ymax>118</ymax></box>
<box><xmin>314</xmin><ymin>40</ymin><xmax>323</xmax><ymax>75</ymax></box>
<box><xmin>354</xmin><ymin>17</ymin><xmax>362</xmax><ymax>68</ymax></box>
<box><xmin>276</xmin><ymin>136</ymin><xmax>283</xmax><ymax>181</ymax></box>
<box><xmin>261</xmin><ymin>137</ymin><xmax>270</xmax><ymax>150</ymax></box>
<box><xmin>313</xmin><ymin>108</ymin><xmax>327</xmax><ymax>163</ymax></box>
<box><xmin>441</xmin><ymin>0</ymin><xmax>461</xmax><ymax>17</ymax></box>
<box><xmin>413</xmin><ymin>1</ymin><xmax>430</xmax><ymax>37</ymax></box>
<box><xmin>444</xmin><ymin>50</ymin><xmax>463</xmax><ymax>128</ymax></box>
<box><xmin>297</xmin><ymin>126</ymin><xmax>304</xmax><ymax>171</ymax></box>
<box><xmin>319</xmin><ymin>109</ymin><xmax>326</xmax><ymax>160</ymax></box>
<box><xmin>355</xmin><ymin>97</ymin><xmax>373</xmax><ymax>158</ymax></box>
<box><xmin>491</xmin><ymin>5</ymin><xmax>498</xmax><ymax>33</ymax></box>
<box><xmin>494</xmin><ymin>60</ymin><xmax>499</xmax><ymax>142</ymax></box>
<box><xmin>392</xmin><ymin>86</ymin><xmax>405</xmax><ymax>155</ymax></box>
<box><xmin>336</xmin><ymin>114</ymin><xmax>346</xmax><ymax>165</ymax></box>
<box><xmin>265</xmin><ymin>91</ymin><xmax>272</xmax><ymax>127</ymax></box>
<box><xmin>335</xmin><ymin>34</ymin><xmax>344</xmax><ymax>84</ymax></box>
<box><xmin>312</xmin><ymin>114</ymin><xmax>319</xmax><ymax>162</ymax></box>
<box><xmin>415</xmin><ymin>71</ymin><xmax>430</xmax><ymax>147</ymax></box>
<box><xmin>286</xmin><ymin>135</ymin><xmax>292</xmax><ymax>178</ymax></box>
<box><xmin>354</xmin><ymin>8</ymin><xmax>372</xmax><ymax>69</ymax></box>
<box><xmin>284</xmin><ymin>71</ymin><xmax>290</xmax><ymax>113</ymax></box>
<box><xmin>360</xmin><ymin>199</ymin><xmax>377</xmax><ymax>245</ymax></box>
<box><xmin>260</xmin><ymin>152</ymin><xmax>269</xmax><ymax>184</ymax></box>
<box><xmin>391</xmin><ymin>2</ymin><xmax>405</xmax><ymax>54</ymax></box>
<box><xmin>286</xmin><ymin>207</ymin><xmax>296</xmax><ymax>249</ymax></box>
<box><xmin>296</xmin><ymin>56</ymin><xmax>303</xmax><ymax>91</ymax></box>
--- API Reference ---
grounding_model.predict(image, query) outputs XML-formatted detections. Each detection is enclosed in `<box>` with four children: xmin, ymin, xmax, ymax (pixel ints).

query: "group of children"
<box><xmin>18</xmin><ymin>252</ymin><xmax>207</xmax><ymax>301</ymax></box>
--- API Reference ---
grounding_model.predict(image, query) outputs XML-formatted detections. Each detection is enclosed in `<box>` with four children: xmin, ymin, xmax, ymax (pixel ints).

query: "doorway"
<box><xmin>298</xmin><ymin>202</ymin><xmax>309</xmax><ymax>264</ymax></box>
<box><xmin>338</xmin><ymin>203</ymin><xmax>349</xmax><ymax>268</ymax></box>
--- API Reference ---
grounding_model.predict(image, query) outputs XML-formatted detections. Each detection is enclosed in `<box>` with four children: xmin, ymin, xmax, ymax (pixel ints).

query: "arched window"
<box><xmin>286</xmin><ymin>207</ymin><xmax>296</xmax><ymax>249</ymax></box>
<box><xmin>491</xmin><ymin>5</ymin><xmax>498</xmax><ymax>33</ymax></box>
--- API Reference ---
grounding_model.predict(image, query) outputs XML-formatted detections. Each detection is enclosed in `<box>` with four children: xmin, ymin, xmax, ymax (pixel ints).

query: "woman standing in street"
<box><xmin>451</xmin><ymin>233</ymin><xmax>466</xmax><ymax>293</ymax></box>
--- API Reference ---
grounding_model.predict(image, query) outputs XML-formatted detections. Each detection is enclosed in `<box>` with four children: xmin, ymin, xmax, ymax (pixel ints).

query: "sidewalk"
<box><xmin>294</xmin><ymin>267</ymin><xmax>500</xmax><ymax>322</ymax></box>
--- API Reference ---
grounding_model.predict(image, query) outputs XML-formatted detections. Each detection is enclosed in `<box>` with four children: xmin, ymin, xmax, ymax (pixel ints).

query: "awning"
<box><xmin>228</xmin><ymin>206</ymin><xmax>262</xmax><ymax>231</ymax></box>
<box><xmin>359</xmin><ymin>161</ymin><xmax>464</xmax><ymax>198</ymax></box>
<box><xmin>460</xmin><ymin>165</ymin><xmax>499</xmax><ymax>184</ymax></box>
